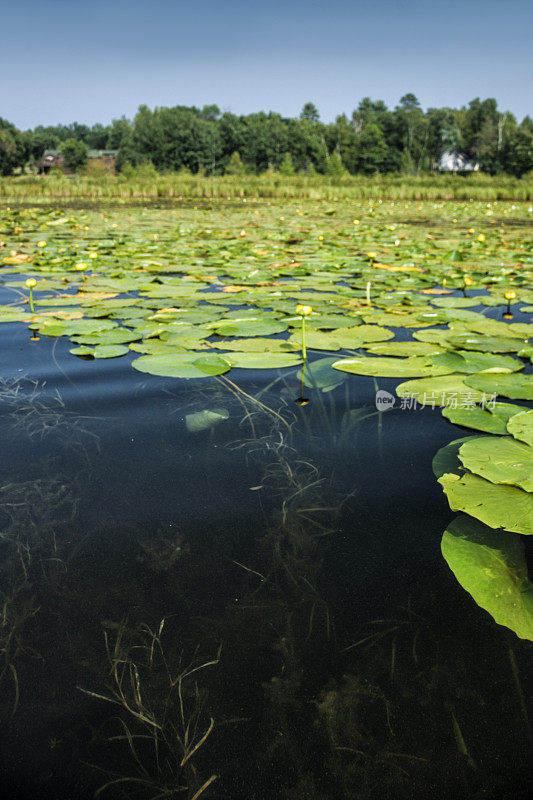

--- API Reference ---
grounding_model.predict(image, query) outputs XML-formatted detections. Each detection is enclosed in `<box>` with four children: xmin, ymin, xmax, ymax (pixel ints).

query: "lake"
<box><xmin>1</xmin><ymin>199</ymin><xmax>532</xmax><ymax>800</ymax></box>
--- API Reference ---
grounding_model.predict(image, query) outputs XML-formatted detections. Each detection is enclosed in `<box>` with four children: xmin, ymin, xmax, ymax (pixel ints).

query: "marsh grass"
<box><xmin>2</xmin><ymin>172</ymin><xmax>532</xmax><ymax>202</ymax></box>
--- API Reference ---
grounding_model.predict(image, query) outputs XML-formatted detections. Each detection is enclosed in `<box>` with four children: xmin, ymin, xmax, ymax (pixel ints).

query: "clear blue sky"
<box><xmin>2</xmin><ymin>0</ymin><xmax>531</xmax><ymax>129</ymax></box>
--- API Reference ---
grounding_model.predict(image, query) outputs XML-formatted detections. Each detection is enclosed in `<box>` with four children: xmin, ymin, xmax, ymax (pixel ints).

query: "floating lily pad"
<box><xmin>325</xmin><ymin>325</ymin><xmax>395</xmax><ymax>347</ymax></box>
<box><xmin>332</xmin><ymin>356</ymin><xmax>453</xmax><ymax>378</ymax></box>
<box><xmin>507</xmin><ymin>410</ymin><xmax>533</xmax><ymax>446</ymax></box>
<box><xmin>364</xmin><ymin>341</ymin><xmax>446</xmax><ymax>357</ymax></box>
<box><xmin>396</xmin><ymin>375</ymin><xmax>486</xmax><ymax>406</ymax></box>
<box><xmin>438</xmin><ymin>472</ymin><xmax>533</xmax><ymax>534</ymax></box>
<box><xmin>212</xmin><ymin>337</ymin><xmax>299</xmax><ymax>353</ymax></box>
<box><xmin>132</xmin><ymin>353</ymin><xmax>231</xmax><ymax>378</ymax></box>
<box><xmin>442</xmin><ymin>402</ymin><xmax>525</xmax><ymax>434</ymax></box>
<box><xmin>222</xmin><ymin>352</ymin><xmax>302</xmax><ymax>369</ymax></box>
<box><xmin>429</xmin><ymin>350</ymin><xmax>523</xmax><ymax>374</ymax></box>
<box><xmin>465</xmin><ymin>373</ymin><xmax>533</xmax><ymax>400</ymax></box>
<box><xmin>441</xmin><ymin>515</ymin><xmax>533</xmax><ymax>641</ymax></box>
<box><xmin>432</xmin><ymin>436</ymin><xmax>478</xmax><ymax>479</ymax></box>
<box><xmin>447</xmin><ymin>335</ymin><xmax>528</xmax><ymax>353</ymax></box>
<box><xmin>458</xmin><ymin>436</ymin><xmax>533</xmax><ymax>492</ymax></box>
<box><xmin>210</xmin><ymin>319</ymin><xmax>288</xmax><ymax>337</ymax></box>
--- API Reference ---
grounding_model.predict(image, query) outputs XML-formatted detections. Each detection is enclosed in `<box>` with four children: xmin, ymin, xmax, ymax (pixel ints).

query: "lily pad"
<box><xmin>332</xmin><ymin>356</ymin><xmax>453</xmax><ymax>378</ymax></box>
<box><xmin>210</xmin><ymin>318</ymin><xmax>288</xmax><ymax>337</ymax></box>
<box><xmin>222</xmin><ymin>352</ymin><xmax>302</xmax><ymax>370</ymax></box>
<box><xmin>432</xmin><ymin>436</ymin><xmax>478</xmax><ymax>479</ymax></box>
<box><xmin>458</xmin><ymin>436</ymin><xmax>533</xmax><ymax>492</ymax></box>
<box><xmin>396</xmin><ymin>375</ymin><xmax>487</xmax><ymax>407</ymax></box>
<box><xmin>132</xmin><ymin>353</ymin><xmax>231</xmax><ymax>379</ymax></box>
<box><xmin>442</xmin><ymin>402</ymin><xmax>525</xmax><ymax>434</ymax></box>
<box><xmin>438</xmin><ymin>472</ymin><xmax>533</xmax><ymax>534</ymax></box>
<box><xmin>447</xmin><ymin>335</ymin><xmax>527</xmax><ymax>353</ymax></box>
<box><xmin>507</xmin><ymin>410</ymin><xmax>533</xmax><ymax>446</ymax></box>
<box><xmin>441</xmin><ymin>515</ymin><xmax>533</xmax><ymax>641</ymax></box>
<box><xmin>465</xmin><ymin>373</ymin><xmax>533</xmax><ymax>400</ymax></box>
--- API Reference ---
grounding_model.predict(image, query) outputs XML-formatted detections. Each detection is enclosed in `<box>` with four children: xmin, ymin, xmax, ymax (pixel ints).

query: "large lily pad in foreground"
<box><xmin>441</xmin><ymin>515</ymin><xmax>533</xmax><ymax>641</ymax></box>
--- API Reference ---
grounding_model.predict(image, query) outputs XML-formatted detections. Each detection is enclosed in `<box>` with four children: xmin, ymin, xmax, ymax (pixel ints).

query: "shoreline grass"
<box><xmin>1</xmin><ymin>172</ymin><xmax>533</xmax><ymax>203</ymax></box>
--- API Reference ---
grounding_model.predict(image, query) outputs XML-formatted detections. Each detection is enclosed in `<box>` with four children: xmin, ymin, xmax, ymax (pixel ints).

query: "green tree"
<box><xmin>278</xmin><ymin>152</ymin><xmax>295</xmax><ymax>175</ymax></box>
<box><xmin>225</xmin><ymin>151</ymin><xmax>245</xmax><ymax>175</ymax></box>
<box><xmin>394</xmin><ymin>94</ymin><xmax>430</xmax><ymax>172</ymax></box>
<box><xmin>325</xmin><ymin>150</ymin><xmax>345</xmax><ymax>177</ymax></box>
<box><xmin>300</xmin><ymin>102</ymin><xmax>320</xmax><ymax>124</ymax></box>
<box><xmin>353</xmin><ymin>122</ymin><xmax>388</xmax><ymax>173</ymax></box>
<box><xmin>60</xmin><ymin>138</ymin><xmax>88</xmax><ymax>172</ymax></box>
<box><xmin>0</xmin><ymin>118</ymin><xmax>25</xmax><ymax>175</ymax></box>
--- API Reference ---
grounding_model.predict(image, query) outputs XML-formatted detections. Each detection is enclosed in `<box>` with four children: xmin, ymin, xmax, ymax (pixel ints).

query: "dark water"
<box><xmin>1</xmin><ymin>303</ymin><xmax>532</xmax><ymax>800</ymax></box>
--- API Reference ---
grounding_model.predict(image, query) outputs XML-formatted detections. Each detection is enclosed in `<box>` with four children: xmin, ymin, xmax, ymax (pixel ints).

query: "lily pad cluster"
<box><xmin>0</xmin><ymin>200</ymin><xmax>532</xmax><ymax>637</ymax></box>
<box><xmin>433</xmin><ymin>406</ymin><xmax>533</xmax><ymax>640</ymax></box>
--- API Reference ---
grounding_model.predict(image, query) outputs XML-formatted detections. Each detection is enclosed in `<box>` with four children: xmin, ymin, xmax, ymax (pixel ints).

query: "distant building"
<box><xmin>437</xmin><ymin>151</ymin><xmax>479</xmax><ymax>173</ymax></box>
<box><xmin>38</xmin><ymin>149</ymin><xmax>118</xmax><ymax>174</ymax></box>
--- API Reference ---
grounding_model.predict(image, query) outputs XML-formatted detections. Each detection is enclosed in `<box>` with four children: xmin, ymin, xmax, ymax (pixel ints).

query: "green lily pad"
<box><xmin>458</xmin><ymin>436</ymin><xmax>533</xmax><ymax>492</ymax></box>
<box><xmin>507</xmin><ymin>409</ymin><xmax>533</xmax><ymax>446</ymax></box>
<box><xmin>429</xmin><ymin>350</ymin><xmax>523</xmax><ymax>374</ymax></box>
<box><xmin>212</xmin><ymin>337</ymin><xmax>299</xmax><ymax>353</ymax></box>
<box><xmin>286</xmin><ymin>330</ymin><xmax>342</xmax><ymax>351</ymax></box>
<box><xmin>432</xmin><ymin>436</ymin><xmax>478</xmax><ymax>479</ymax></box>
<box><xmin>441</xmin><ymin>515</ymin><xmax>533</xmax><ymax>641</ymax></box>
<box><xmin>332</xmin><ymin>356</ymin><xmax>453</xmax><ymax>378</ymax></box>
<box><xmin>210</xmin><ymin>318</ymin><xmax>288</xmax><ymax>337</ymax></box>
<box><xmin>447</xmin><ymin>335</ymin><xmax>528</xmax><ymax>353</ymax></box>
<box><xmin>396</xmin><ymin>375</ymin><xmax>487</xmax><ymax>406</ymax></box>
<box><xmin>324</xmin><ymin>325</ymin><xmax>395</xmax><ymax>347</ymax></box>
<box><xmin>442</xmin><ymin>402</ymin><xmax>525</xmax><ymax>434</ymax></box>
<box><xmin>364</xmin><ymin>341</ymin><xmax>446</xmax><ymax>357</ymax></box>
<box><xmin>132</xmin><ymin>353</ymin><xmax>231</xmax><ymax>378</ymax></box>
<box><xmin>93</xmin><ymin>345</ymin><xmax>130</xmax><ymax>359</ymax></box>
<box><xmin>70</xmin><ymin>329</ymin><xmax>140</xmax><ymax>346</ymax></box>
<box><xmin>222</xmin><ymin>352</ymin><xmax>302</xmax><ymax>369</ymax></box>
<box><xmin>438</xmin><ymin>472</ymin><xmax>533</xmax><ymax>534</ymax></box>
<box><xmin>465</xmin><ymin>373</ymin><xmax>533</xmax><ymax>400</ymax></box>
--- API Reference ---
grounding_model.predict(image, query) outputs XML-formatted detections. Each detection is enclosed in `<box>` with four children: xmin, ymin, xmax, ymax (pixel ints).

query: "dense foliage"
<box><xmin>1</xmin><ymin>95</ymin><xmax>532</xmax><ymax>177</ymax></box>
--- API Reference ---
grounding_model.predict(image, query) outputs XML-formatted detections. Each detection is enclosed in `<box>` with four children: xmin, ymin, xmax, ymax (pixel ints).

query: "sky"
<box><xmin>2</xmin><ymin>0</ymin><xmax>532</xmax><ymax>129</ymax></box>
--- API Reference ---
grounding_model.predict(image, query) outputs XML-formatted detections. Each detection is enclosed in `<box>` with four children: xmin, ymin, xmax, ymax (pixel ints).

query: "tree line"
<box><xmin>1</xmin><ymin>95</ymin><xmax>532</xmax><ymax>177</ymax></box>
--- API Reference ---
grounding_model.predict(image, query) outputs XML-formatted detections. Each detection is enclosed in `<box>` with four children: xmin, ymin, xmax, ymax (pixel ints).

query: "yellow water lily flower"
<box><xmin>25</xmin><ymin>278</ymin><xmax>37</xmax><ymax>288</ymax></box>
<box><xmin>89</xmin><ymin>251</ymin><xmax>98</xmax><ymax>259</ymax></box>
<box><xmin>477</xmin><ymin>234</ymin><xmax>485</xmax><ymax>242</ymax></box>
<box><xmin>504</xmin><ymin>289</ymin><xmax>516</xmax><ymax>301</ymax></box>
<box><xmin>75</xmin><ymin>262</ymin><xmax>87</xmax><ymax>271</ymax></box>
<box><xmin>295</xmin><ymin>304</ymin><xmax>312</xmax><ymax>316</ymax></box>
<box><xmin>37</xmin><ymin>240</ymin><xmax>46</xmax><ymax>248</ymax></box>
